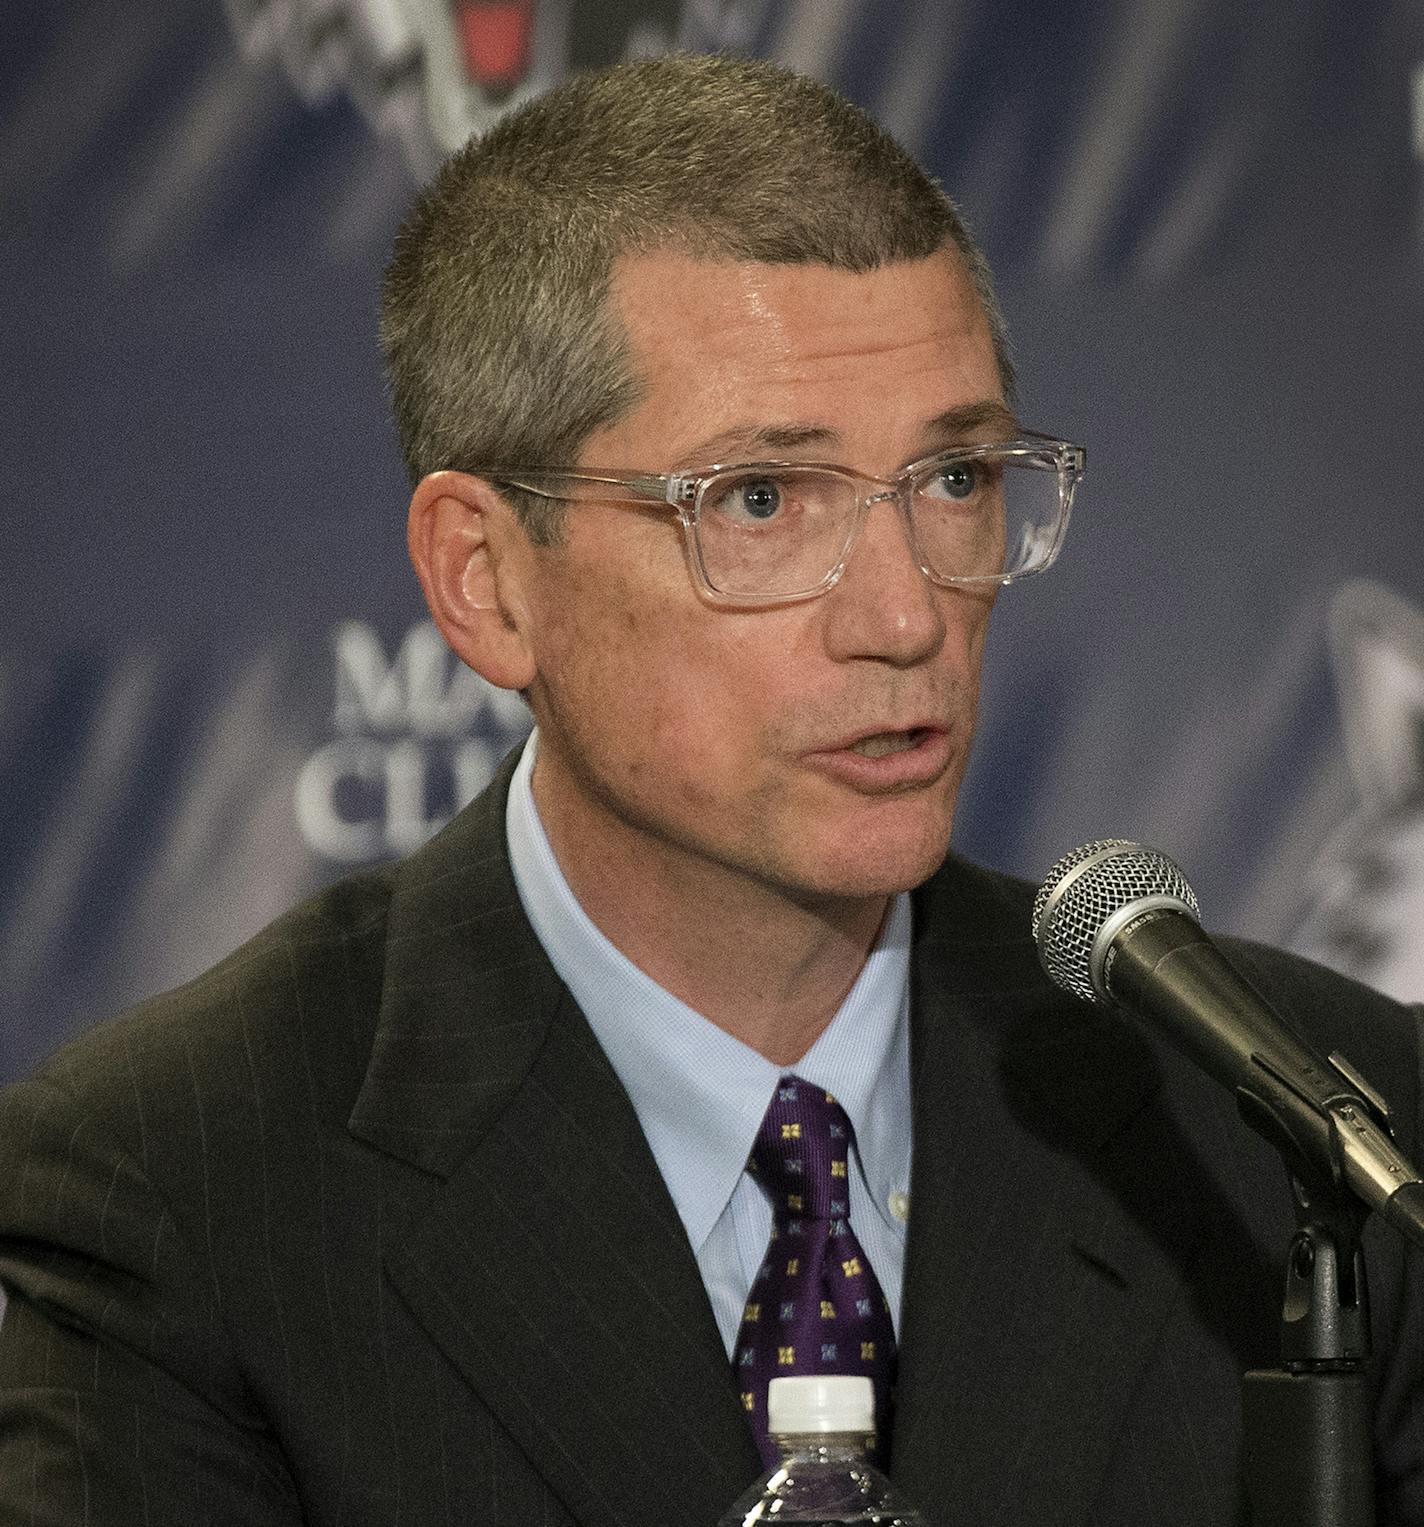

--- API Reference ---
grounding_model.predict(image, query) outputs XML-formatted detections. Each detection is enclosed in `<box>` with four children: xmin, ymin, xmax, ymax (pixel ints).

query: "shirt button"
<box><xmin>888</xmin><ymin>1191</ymin><xmax>910</xmax><ymax>1223</ymax></box>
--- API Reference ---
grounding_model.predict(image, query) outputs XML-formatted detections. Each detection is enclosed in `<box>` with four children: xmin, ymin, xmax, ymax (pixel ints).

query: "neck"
<box><xmin>530</xmin><ymin>766</ymin><xmax>888</xmax><ymax>1065</ymax></box>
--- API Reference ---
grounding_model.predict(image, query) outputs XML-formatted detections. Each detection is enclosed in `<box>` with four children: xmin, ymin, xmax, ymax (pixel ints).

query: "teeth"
<box><xmin>850</xmin><ymin>732</ymin><xmax>918</xmax><ymax>759</ymax></box>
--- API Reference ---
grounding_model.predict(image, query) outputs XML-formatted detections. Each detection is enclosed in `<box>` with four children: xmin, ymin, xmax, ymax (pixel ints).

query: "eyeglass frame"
<box><xmin>479</xmin><ymin>431</ymin><xmax>1085</xmax><ymax>609</ymax></box>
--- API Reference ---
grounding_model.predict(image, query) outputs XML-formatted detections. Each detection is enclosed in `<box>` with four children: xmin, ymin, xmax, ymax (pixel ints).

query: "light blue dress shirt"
<box><xmin>505</xmin><ymin>732</ymin><xmax>913</xmax><ymax>1356</ymax></box>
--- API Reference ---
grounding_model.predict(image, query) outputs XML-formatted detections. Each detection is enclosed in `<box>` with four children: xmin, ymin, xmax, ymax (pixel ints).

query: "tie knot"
<box><xmin>749</xmin><ymin>1075</ymin><xmax>854</xmax><ymax>1223</ymax></box>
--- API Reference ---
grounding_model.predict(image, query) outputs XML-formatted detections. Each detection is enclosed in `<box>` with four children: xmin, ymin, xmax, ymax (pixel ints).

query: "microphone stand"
<box><xmin>1032</xmin><ymin>846</ymin><xmax>1424</xmax><ymax>1522</ymax></box>
<box><xmin>1240</xmin><ymin>1128</ymin><xmax>1376</xmax><ymax>1525</ymax></box>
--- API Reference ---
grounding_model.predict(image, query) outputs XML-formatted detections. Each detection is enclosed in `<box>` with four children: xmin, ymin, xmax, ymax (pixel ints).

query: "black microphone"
<box><xmin>1032</xmin><ymin>839</ymin><xmax>1424</xmax><ymax>1248</ymax></box>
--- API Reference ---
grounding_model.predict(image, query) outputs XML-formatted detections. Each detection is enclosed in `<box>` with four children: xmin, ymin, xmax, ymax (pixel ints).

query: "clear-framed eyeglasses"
<box><xmin>486</xmin><ymin>432</ymin><xmax>1085</xmax><ymax>608</ymax></box>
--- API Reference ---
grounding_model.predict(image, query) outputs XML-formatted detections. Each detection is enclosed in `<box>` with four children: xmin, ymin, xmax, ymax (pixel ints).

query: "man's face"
<box><xmin>521</xmin><ymin>248</ymin><xmax>1005</xmax><ymax>908</ymax></box>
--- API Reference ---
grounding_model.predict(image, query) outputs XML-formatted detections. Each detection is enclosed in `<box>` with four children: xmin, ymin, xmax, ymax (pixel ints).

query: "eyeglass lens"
<box><xmin>692</xmin><ymin>452</ymin><xmax>1068</xmax><ymax>598</ymax></box>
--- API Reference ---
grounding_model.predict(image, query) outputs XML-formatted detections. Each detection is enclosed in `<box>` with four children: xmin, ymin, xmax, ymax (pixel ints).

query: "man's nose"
<box><xmin>821</xmin><ymin>494</ymin><xmax>947</xmax><ymax>665</ymax></box>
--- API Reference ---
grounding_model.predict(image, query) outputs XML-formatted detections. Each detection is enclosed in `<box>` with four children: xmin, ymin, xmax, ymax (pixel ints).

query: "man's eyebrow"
<box><xmin>677</xmin><ymin>422</ymin><xmax>841</xmax><ymax>465</ymax></box>
<box><xmin>676</xmin><ymin>400</ymin><xmax>1021</xmax><ymax>468</ymax></box>
<box><xmin>922</xmin><ymin>400</ymin><xmax>1022</xmax><ymax>441</ymax></box>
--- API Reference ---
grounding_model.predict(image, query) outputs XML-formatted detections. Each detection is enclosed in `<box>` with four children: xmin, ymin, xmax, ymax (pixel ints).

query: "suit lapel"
<box><xmin>892</xmin><ymin>858</ymin><xmax>1206</xmax><ymax>1523</ymax></box>
<box><xmin>348</xmin><ymin>756</ymin><xmax>760</xmax><ymax>1527</ymax></box>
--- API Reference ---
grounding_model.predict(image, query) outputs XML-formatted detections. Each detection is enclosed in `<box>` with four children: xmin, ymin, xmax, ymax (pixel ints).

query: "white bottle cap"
<box><xmin>767</xmin><ymin>1375</ymin><xmax>875</xmax><ymax>1436</ymax></box>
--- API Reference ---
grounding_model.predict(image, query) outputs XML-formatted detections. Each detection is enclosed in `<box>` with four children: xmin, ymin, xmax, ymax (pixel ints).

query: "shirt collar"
<box><xmin>505</xmin><ymin>730</ymin><xmax>911</xmax><ymax>1249</ymax></box>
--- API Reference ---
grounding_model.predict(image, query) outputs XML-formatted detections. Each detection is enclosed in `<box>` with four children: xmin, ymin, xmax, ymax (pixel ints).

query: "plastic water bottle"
<box><xmin>718</xmin><ymin>1375</ymin><xmax>926</xmax><ymax>1527</ymax></box>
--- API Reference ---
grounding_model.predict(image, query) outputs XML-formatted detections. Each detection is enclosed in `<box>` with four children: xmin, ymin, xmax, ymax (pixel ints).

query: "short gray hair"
<box><xmin>381</xmin><ymin>52</ymin><xmax>1014</xmax><ymax>542</ymax></box>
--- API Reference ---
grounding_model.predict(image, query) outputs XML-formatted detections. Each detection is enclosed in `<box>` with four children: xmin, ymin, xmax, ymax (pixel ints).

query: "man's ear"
<box><xmin>407</xmin><ymin>470</ymin><xmax>538</xmax><ymax>692</ymax></box>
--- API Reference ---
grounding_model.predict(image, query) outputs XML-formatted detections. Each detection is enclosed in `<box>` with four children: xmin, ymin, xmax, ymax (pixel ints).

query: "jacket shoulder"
<box><xmin>915</xmin><ymin>852</ymin><xmax>1422</xmax><ymax>1107</ymax></box>
<box><xmin>26</xmin><ymin>864</ymin><xmax>398</xmax><ymax>1139</ymax></box>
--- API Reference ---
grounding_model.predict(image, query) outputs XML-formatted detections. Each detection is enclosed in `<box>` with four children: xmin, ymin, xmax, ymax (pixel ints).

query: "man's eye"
<box><xmin>930</xmin><ymin>462</ymin><xmax>980</xmax><ymax>500</ymax></box>
<box><xmin>712</xmin><ymin>477</ymin><xmax>786</xmax><ymax>522</ymax></box>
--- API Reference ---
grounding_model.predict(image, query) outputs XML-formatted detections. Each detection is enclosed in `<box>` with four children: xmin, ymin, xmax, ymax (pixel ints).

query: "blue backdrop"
<box><xmin>4</xmin><ymin>0</ymin><xmax>1423</xmax><ymax>1081</ymax></box>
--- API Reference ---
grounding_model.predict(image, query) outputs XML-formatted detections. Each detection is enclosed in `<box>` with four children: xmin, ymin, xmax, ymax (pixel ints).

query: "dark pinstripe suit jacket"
<box><xmin>2</xmin><ymin>757</ymin><xmax>1423</xmax><ymax>1526</ymax></box>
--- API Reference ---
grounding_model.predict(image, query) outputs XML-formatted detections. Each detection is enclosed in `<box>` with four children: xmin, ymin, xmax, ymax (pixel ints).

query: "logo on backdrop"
<box><xmin>1291</xmin><ymin>580</ymin><xmax>1424</xmax><ymax>1002</ymax></box>
<box><xmin>224</xmin><ymin>1</ymin><xmax>766</xmax><ymax>173</ymax></box>
<box><xmin>295</xmin><ymin>620</ymin><xmax>530</xmax><ymax>862</ymax></box>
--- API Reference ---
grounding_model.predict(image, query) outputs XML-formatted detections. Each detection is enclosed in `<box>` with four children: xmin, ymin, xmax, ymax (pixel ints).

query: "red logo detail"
<box><xmin>454</xmin><ymin>1</ymin><xmax>536</xmax><ymax>90</ymax></box>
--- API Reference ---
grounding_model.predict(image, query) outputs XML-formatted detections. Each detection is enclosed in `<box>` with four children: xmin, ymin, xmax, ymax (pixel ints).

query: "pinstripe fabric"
<box><xmin>1</xmin><ymin>749</ymin><xmax>1423</xmax><ymax>1525</ymax></box>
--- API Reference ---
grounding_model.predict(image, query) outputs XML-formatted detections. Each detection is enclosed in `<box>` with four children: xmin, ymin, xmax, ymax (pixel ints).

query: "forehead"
<box><xmin>597</xmin><ymin>249</ymin><xmax>1004</xmax><ymax>467</ymax></box>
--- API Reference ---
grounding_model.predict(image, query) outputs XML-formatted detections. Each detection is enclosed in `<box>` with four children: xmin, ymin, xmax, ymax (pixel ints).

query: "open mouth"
<box><xmin>848</xmin><ymin>729</ymin><xmax>928</xmax><ymax>759</ymax></box>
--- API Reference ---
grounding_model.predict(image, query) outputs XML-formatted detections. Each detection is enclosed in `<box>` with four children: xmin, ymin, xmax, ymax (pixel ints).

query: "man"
<box><xmin>1</xmin><ymin>52</ymin><xmax>1421</xmax><ymax>1527</ymax></box>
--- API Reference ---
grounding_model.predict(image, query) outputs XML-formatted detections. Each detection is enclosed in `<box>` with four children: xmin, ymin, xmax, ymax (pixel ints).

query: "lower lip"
<box><xmin>803</xmin><ymin>729</ymin><xmax>954</xmax><ymax>792</ymax></box>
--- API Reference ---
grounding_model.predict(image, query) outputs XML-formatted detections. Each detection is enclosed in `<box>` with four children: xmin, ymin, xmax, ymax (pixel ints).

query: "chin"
<box><xmin>789</xmin><ymin>820</ymin><xmax>955</xmax><ymax>902</ymax></box>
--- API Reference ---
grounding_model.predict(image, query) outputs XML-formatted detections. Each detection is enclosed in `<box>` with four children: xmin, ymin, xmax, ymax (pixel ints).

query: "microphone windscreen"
<box><xmin>1033</xmin><ymin>840</ymin><xmax>1200</xmax><ymax>1002</ymax></box>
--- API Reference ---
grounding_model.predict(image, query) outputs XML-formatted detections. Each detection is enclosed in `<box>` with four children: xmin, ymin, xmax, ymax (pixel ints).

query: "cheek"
<box><xmin>947</xmin><ymin>589</ymin><xmax>995</xmax><ymax>677</ymax></box>
<box><xmin>538</xmin><ymin>569</ymin><xmax>781</xmax><ymax>788</ymax></box>
<box><xmin>635</xmin><ymin>627</ymin><xmax>792</xmax><ymax>793</ymax></box>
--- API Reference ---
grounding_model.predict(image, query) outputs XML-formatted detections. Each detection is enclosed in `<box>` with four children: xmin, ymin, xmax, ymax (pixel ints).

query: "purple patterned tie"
<box><xmin>733</xmin><ymin>1075</ymin><xmax>898</xmax><ymax>1468</ymax></box>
